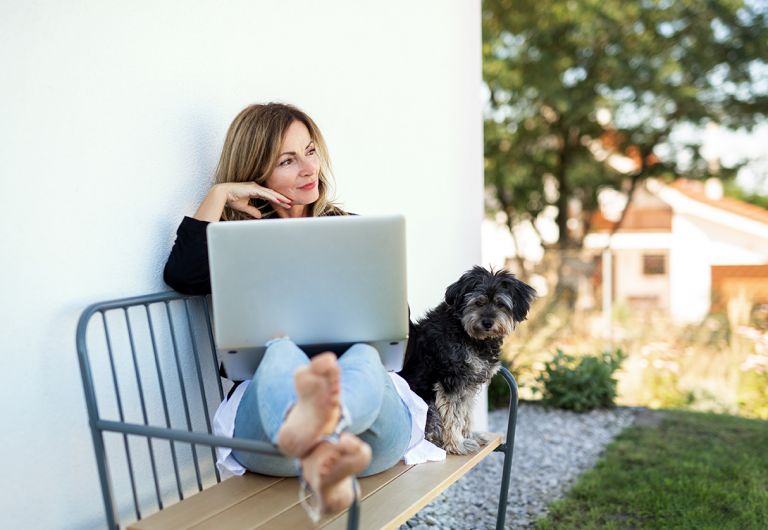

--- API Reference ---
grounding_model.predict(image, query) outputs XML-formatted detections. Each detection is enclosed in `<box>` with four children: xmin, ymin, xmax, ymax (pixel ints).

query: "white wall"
<box><xmin>670</xmin><ymin>213</ymin><xmax>768</xmax><ymax>322</ymax></box>
<box><xmin>668</xmin><ymin>216</ymin><xmax>714</xmax><ymax>322</ymax></box>
<box><xmin>614</xmin><ymin>249</ymin><xmax>670</xmax><ymax>309</ymax></box>
<box><xmin>698</xmin><ymin>217</ymin><xmax>768</xmax><ymax>265</ymax></box>
<box><xmin>0</xmin><ymin>2</ymin><xmax>483</xmax><ymax>528</ymax></box>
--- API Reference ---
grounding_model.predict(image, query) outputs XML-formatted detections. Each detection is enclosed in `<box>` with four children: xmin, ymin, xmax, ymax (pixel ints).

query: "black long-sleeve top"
<box><xmin>164</xmin><ymin>216</ymin><xmax>218</xmax><ymax>295</ymax></box>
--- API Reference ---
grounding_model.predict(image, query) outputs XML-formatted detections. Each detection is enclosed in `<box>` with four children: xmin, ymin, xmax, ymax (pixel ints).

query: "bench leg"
<box><xmin>493</xmin><ymin>366</ymin><xmax>518</xmax><ymax>530</ymax></box>
<box><xmin>346</xmin><ymin>485</ymin><xmax>360</xmax><ymax>530</ymax></box>
<box><xmin>88</xmin><ymin>426</ymin><xmax>120</xmax><ymax>529</ymax></box>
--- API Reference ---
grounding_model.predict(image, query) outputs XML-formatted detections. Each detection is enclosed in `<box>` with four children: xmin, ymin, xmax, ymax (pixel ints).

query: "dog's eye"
<box><xmin>474</xmin><ymin>300</ymin><xmax>486</xmax><ymax>307</ymax></box>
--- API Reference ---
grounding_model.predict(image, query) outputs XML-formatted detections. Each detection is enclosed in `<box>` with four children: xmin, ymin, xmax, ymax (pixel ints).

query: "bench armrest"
<box><xmin>97</xmin><ymin>419</ymin><xmax>282</xmax><ymax>456</ymax></box>
<box><xmin>491</xmin><ymin>365</ymin><xmax>519</xmax><ymax>530</ymax></box>
<box><xmin>493</xmin><ymin>366</ymin><xmax>519</xmax><ymax>453</ymax></box>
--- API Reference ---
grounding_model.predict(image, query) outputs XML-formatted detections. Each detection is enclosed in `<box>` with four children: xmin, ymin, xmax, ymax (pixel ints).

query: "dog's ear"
<box><xmin>445</xmin><ymin>267</ymin><xmax>484</xmax><ymax>308</ymax></box>
<box><xmin>499</xmin><ymin>271</ymin><xmax>537</xmax><ymax>322</ymax></box>
<box><xmin>445</xmin><ymin>277</ymin><xmax>468</xmax><ymax>308</ymax></box>
<box><xmin>511</xmin><ymin>279</ymin><xmax>537</xmax><ymax>322</ymax></box>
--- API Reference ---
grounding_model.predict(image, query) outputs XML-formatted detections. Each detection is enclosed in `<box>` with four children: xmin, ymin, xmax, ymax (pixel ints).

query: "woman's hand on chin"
<box><xmin>193</xmin><ymin>182</ymin><xmax>292</xmax><ymax>222</ymax></box>
<box><xmin>220</xmin><ymin>182</ymin><xmax>292</xmax><ymax>219</ymax></box>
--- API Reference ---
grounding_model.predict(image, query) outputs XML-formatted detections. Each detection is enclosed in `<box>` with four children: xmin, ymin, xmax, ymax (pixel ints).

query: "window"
<box><xmin>643</xmin><ymin>254</ymin><xmax>665</xmax><ymax>275</ymax></box>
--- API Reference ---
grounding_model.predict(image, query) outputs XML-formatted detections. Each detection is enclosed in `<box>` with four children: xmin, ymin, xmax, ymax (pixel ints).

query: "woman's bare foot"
<box><xmin>277</xmin><ymin>352</ymin><xmax>342</xmax><ymax>457</ymax></box>
<box><xmin>301</xmin><ymin>432</ymin><xmax>372</xmax><ymax>515</ymax></box>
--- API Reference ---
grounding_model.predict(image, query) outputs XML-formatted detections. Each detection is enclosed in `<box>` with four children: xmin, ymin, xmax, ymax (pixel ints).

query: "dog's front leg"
<box><xmin>461</xmin><ymin>405</ymin><xmax>471</xmax><ymax>438</ymax></box>
<box><xmin>434</xmin><ymin>383</ymin><xmax>481</xmax><ymax>455</ymax></box>
<box><xmin>455</xmin><ymin>386</ymin><xmax>493</xmax><ymax>447</ymax></box>
<box><xmin>424</xmin><ymin>403</ymin><xmax>444</xmax><ymax>447</ymax></box>
<box><xmin>459</xmin><ymin>397</ymin><xmax>494</xmax><ymax>446</ymax></box>
<box><xmin>460</xmin><ymin>402</ymin><xmax>493</xmax><ymax>446</ymax></box>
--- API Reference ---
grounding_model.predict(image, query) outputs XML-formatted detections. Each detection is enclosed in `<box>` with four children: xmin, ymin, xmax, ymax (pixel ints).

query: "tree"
<box><xmin>483</xmin><ymin>0</ymin><xmax>768</xmax><ymax>298</ymax></box>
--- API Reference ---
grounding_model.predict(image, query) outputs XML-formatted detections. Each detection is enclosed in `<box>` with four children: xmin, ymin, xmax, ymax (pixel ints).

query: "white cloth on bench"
<box><xmin>213</xmin><ymin>372</ymin><xmax>445</xmax><ymax>477</ymax></box>
<box><xmin>213</xmin><ymin>381</ymin><xmax>250</xmax><ymax>477</ymax></box>
<box><xmin>388</xmin><ymin>372</ymin><xmax>446</xmax><ymax>465</ymax></box>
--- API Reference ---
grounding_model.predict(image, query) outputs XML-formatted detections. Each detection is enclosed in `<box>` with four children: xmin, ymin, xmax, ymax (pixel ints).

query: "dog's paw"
<box><xmin>471</xmin><ymin>431</ymin><xmax>493</xmax><ymax>446</ymax></box>
<box><xmin>444</xmin><ymin>436</ymin><xmax>481</xmax><ymax>455</ymax></box>
<box><xmin>458</xmin><ymin>437</ymin><xmax>482</xmax><ymax>454</ymax></box>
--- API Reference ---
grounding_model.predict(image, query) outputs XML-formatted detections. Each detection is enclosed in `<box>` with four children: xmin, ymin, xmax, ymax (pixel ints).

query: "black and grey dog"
<box><xmin>398</xmin><ymin>266</ymin><xmax>536</xmax><ymax>454</ymax></box>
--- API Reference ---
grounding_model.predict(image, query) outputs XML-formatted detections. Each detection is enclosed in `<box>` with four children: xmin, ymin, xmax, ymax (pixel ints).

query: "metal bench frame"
<box><xmin>76</xmin><ymin>291</ymin><xmax>519</xmax><ymax>529</ymax></box>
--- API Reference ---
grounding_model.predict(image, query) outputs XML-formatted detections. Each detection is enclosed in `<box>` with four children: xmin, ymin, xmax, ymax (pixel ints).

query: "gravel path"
<box><xmin>400</xmin><ymin>403</ymin><xmax>639</xmax><ymax>529</ymax></box>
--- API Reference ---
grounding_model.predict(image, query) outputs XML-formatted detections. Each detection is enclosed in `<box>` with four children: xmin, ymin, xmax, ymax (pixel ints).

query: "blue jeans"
<box><xmin>232</xmin><ymin>337</ymin><xmax>412</xmax><ymax>477</ymax></box>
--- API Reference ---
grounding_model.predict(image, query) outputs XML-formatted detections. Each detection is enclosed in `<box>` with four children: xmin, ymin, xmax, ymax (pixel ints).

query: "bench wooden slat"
<box><xmin>188</xmin><ymin>478</ymin><xmax>308</xmax><ymax>530</ymax></box>
<box><xmin>322</xmin><ymin>434</ymin><xmax>502</xmax><ymax>530</ymax></box>
<box><xmin>128</xmin><ymin>474</ymin><xmax>283</xmax><ymax>530</ymax></box>
<box><xmin>129</xmin><ymin>434</ymin><xmax>501</xmax><ymax>530</ymax></box>
<box><xmin>255</xmin><ymin>461</ymin><xmax>413</xmax><ymax>529</ymax></box>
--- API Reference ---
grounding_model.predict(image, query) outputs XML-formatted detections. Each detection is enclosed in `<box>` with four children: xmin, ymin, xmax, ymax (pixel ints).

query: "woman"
<box><xmin>164</xmin><ymin>103</ymin><xmax>436</xmax><ymax>520</ymax></box>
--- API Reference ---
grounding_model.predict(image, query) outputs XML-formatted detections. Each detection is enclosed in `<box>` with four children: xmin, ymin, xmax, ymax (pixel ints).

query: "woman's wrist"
<box><xmin>193</xmin><ymin>184</ymin><xmax>228</xmax><ymax>222</ymax></box>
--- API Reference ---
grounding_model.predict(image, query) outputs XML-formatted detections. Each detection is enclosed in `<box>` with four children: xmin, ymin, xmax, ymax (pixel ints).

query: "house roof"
<box><xmin>669</xmin><ymin>179</ymin><xmax>768</xmax><ymax>226</ymax></box>
<box><xmin>590</xmin><ymin>206</ymin><xmax>672</xmax><ymax>232</ymax></box>
<box><xmin>590</xmin><ymin>179</ymin><xmax>768</xmax><ymax>234</ymax></box>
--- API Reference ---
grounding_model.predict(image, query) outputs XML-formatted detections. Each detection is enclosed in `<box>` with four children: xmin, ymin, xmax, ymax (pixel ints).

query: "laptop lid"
<box><xmin>207</xmin><ymin>214</ymin><xmax>408</xmax><ymax>380</ymax></box>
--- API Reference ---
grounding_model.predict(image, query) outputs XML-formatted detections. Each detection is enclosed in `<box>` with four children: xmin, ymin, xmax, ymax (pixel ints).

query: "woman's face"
<box><xmin>265</xmin><ymin>120</ymin><xmax>321</xmax><ymax>208</ymax></box>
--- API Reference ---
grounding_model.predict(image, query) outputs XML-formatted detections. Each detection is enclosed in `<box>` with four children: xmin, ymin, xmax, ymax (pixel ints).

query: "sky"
<box><xmin>701</xmin><ymin>123</ymin><xmax>768</xmax><ymax>194</ymax></box>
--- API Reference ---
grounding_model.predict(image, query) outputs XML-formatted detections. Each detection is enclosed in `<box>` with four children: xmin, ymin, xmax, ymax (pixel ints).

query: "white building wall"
<box><xmin>696</xmin><ymin>217</ymin><xmax>768</xmax><ymax>265</ymax></box>
<box><xmin>670</xmin><ymin>212</ymin><xmax>768</xmax><ymax>322</ymax></box>
<box><xmin>0</xmin><ymin>2</ymin><xmax>483</xmax><ymax>528</ymax></box>
<box><xmin>669</xmin><ymin>215</ymin><xmax>716</xmax><ymax>322</ymax></box>
<box><xmin>614</xmin><ymin>249</ymin><xmax>670</xmax><ymax>309</ymax></box>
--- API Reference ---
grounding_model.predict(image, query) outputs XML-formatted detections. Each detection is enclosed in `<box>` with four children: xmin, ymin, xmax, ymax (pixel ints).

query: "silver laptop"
<box><xmin>207</xmin><ymin>214</ymin><xmax>409</xmax><ymax>381</ymax></box>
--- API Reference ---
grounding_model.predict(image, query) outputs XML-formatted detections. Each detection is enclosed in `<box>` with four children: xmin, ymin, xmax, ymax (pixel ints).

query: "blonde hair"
<box><xmin>213</xmin><ymin>102</ymin><xmax>345</xmax><ymax>221</ymax></box>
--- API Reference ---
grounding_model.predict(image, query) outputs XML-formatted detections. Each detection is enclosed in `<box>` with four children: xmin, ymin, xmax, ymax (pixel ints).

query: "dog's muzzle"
<box><xmin>463</xmin><ymin>311</ymin><xmax>516</xmax><ymax>340</ymax></box>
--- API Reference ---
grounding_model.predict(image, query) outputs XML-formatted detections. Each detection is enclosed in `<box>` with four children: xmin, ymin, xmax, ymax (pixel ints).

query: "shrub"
<box><xmin>535</xmin><ymin>349</ymin><xmax>626</xmax><ymax>412</ymax></box>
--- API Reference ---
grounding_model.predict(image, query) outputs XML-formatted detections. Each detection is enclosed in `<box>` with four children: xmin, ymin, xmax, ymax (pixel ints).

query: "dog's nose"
<box><xmin>481</xmin><ymin>319</ymin><xmax>493</xmax><ymax>330</ymax></box>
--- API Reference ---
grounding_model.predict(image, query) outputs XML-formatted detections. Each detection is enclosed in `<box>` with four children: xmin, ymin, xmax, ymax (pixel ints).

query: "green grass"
<box><xmin>536</xmin><ymin>411</ymin><xmax>768</xmax><ymax>530</ymax></box>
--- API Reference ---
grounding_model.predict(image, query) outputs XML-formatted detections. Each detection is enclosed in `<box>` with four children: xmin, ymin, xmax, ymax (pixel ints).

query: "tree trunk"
<box><xmin>553</xmin><ymin>135</ymin><xmax>578</xmax><ymax>307</ymax></box>
<box><xmin>504</xmin><ymin>210</ymin><xmax>529</xmax><ymax>280</ymax></box>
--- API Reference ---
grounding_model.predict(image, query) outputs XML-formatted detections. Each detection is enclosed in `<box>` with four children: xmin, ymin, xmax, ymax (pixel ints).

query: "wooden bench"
<box><xmin>76</xmin><ymin>292</ymin><xmax>519</xmax><ymax>530</ymax></box>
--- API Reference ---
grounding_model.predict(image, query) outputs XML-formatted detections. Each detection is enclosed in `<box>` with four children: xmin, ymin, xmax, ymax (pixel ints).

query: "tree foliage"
<box><xmin>483</xmin><ymin>0</ymin><xmax>768</xmax><ymax>252</ymax></box>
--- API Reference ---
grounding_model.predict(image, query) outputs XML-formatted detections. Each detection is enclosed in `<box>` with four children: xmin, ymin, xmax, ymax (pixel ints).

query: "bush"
<box><xmin>535</xmin><ymin>349</ymin><xmax>626</xmax><ymax>412</ymax></box>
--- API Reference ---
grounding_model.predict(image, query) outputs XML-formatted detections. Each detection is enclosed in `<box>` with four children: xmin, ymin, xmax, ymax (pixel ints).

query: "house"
<box><xmin>583</xmin><ymin>178</ymin><xmax>768</xmax><ymax>323</ymax></box>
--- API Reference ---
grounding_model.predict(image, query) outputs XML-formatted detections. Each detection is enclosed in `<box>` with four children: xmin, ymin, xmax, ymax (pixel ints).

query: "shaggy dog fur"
<box><xmin>398</xmin><ymin>266</ymin><xmax>536</xmax><ymax>454</ymax></box>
